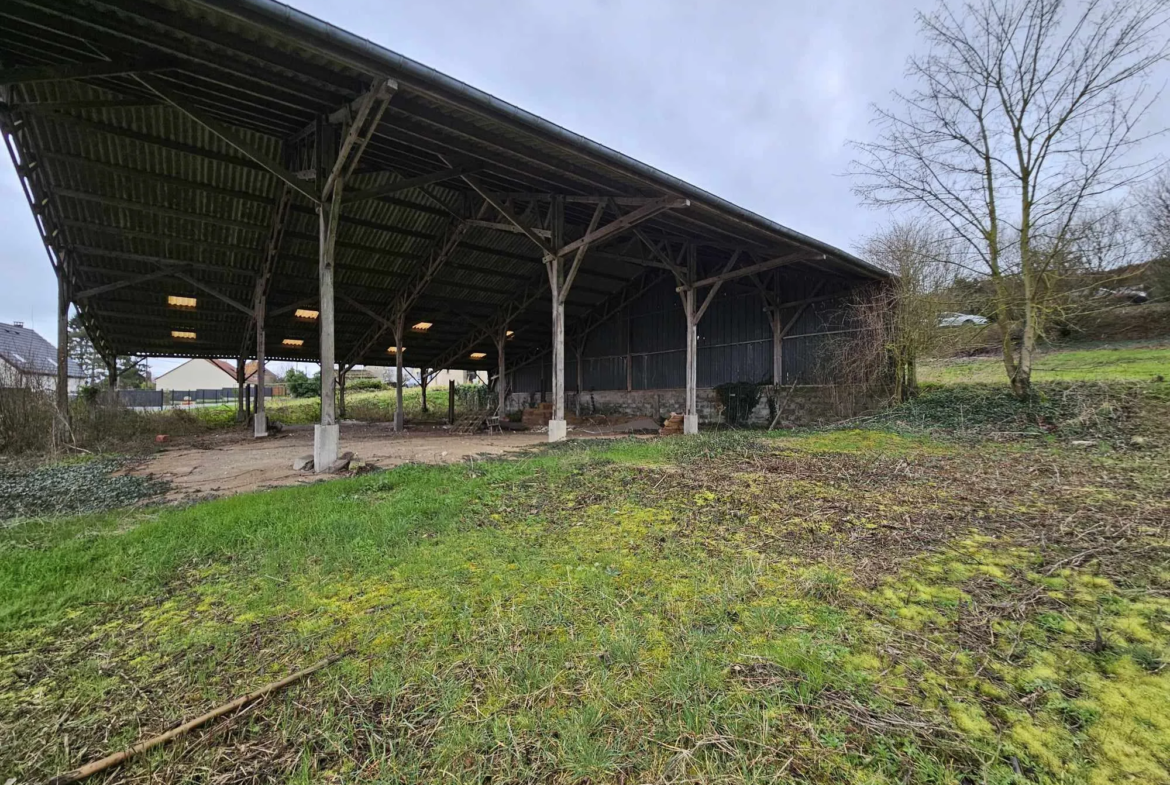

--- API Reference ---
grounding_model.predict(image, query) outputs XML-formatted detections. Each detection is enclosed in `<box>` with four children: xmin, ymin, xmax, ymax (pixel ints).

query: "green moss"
<box><xmin>948</xmin><ymin>701</ymin><xmax>995</xmax><ymax>738</ymax></box>
<box><xmin>3</xmin><ymin>411</ymin><xmax>1169</xmax><ymax>783</ymax></box>
<box><xmin>1085</xmin><ymin>662</ymin><xmax>1170</xmax><ymax>784</ymax></box>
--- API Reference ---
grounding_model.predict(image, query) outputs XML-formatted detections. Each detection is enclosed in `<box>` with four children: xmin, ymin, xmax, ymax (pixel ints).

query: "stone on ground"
<box><xmin>327</xmin><ymin>451</ymin><xmax>355</xmax><ymax>473</ymax></box>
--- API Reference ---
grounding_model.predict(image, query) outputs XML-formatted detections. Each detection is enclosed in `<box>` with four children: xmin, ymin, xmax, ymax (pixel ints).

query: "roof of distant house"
<box><xmin>154</xmin><ymin>357</ymin><xmax>237</xmax><ymax>383</ymax></box>
<box><xmin>0</xmin><ymin>322</ymin><xmax>84</xmax><ymax>378</ymax></box>
<box><xmin>210</xmin><ymin>359</ymin><xmax>239</xmax><ymax>379</ymax></box>
<box><xmin>244</xmin><ymin>362</ymin><xmax>279</xmax><ymax>384</ymax></box>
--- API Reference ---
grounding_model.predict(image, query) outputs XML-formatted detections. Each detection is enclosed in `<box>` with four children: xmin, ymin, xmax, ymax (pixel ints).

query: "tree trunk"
<box><xmin>1011</xmin><ymin>308</ymin><xmax>1038</xmax><ymax>400</ymax></box>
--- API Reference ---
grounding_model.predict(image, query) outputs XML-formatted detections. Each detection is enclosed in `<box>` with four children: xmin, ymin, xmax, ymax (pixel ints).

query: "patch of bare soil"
<box><xmin>134</xmin><ymin>423</ymin><xmax>548</xmax><ymax>498</ymax></box>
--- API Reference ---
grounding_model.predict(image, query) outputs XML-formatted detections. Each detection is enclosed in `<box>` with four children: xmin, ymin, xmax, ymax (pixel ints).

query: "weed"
<box><xmin>1</xmin><ymin>403</ymin><xmax>1168</xmax><ymax>783</ymax></box>
<box><xmin>0</xmin><ymin>456</ymin><xmax>168</xmax><ymax>522</ymax></box>
<box><xmin>1128</xmin><ymin>644</ymin><xmax>1166</xmax><ymax>674</ymax></box>
<box><xmin>800</xmin><ymin>566</ymin><xmax>848</xmax><ymax>603</ymax></box>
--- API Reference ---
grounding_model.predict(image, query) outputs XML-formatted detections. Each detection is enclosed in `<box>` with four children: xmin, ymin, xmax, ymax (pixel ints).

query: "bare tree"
<box><xmin>861</xmin><ymin>220</ymin><xmax>954</xmax><ymax>400</ymax></box>
<box><xmin>1138</xmin><ymin>168</ymin><xmax>1170</xmax><ymax>296</ymax></box>
<box><xmin>852</xmin><ymin>0</ymin><xmax>1169</xmax><ymax>398</ymax></box>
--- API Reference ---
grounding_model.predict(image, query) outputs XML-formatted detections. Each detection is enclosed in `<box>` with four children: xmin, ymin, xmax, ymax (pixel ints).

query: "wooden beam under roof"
<box><xmin>677</xmin><ymin>252</ymin><xmax>823</xmax><ymax>291</ymax></box>
<box><xmin>0</xmin><ymin>58</ymin><xmax>175</xmax><ymax>86</ymax></box>
<box><xmin>343</xmin><ymin>162</ymin><xmax>483</xmax><ymax>205</ymax></box>
<box><xmin>133</xmin><ymin>74</ymin><xmax>320</xmax><ymax>203</ymax></box>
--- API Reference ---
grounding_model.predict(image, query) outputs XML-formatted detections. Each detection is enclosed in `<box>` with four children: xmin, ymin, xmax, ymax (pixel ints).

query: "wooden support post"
<box><xmin>393</xmin><ymin>315</ymin><xmax>405</xmax><ymax>432</ymax></box>
<box><xmin>683</xmin><ymin>288</ymin><xmax>698</xmax><ymax>434</ymax></box>
<box><xmin>107</xmin><ymin>359</ymin><xmax>118</xmax><ymax>390</ymax></box>
<box><xmin>312</xmin><ymin>84</ymin><xmax>388</xmax><ymax>468</ymax></box>
<box><xmin>751</xmin><ymin>271</ymin><xmax>786</xmax><ymax>387</ymax></box>
<box><xmin>245</xmin><ymin>384</ymin><xmax>252</xmax><ymax>418</ymax></box>
<box><xmin>448</xmin><ymin>379</ymin><xmax>456</xmax><ymax>424</ymax></box>
<box><xmin>626</xmin><ymin>306</ymin><xmax>633</xmax><ymax>392</ymax></box>
<box><xmin>253</xmin><ymin>283</ymin><xmax>268</xmax><ymax>438</ymax></box>
<box><xmin>487</xmin><ymin>327</ymin><xmax>505</xmax><ymax>416</ymax></box>
<box><xmin>55</xmin><ymin>271</ymin><xmax>71</xmax><ymax>439</ymax></box>
<box><xmin>682</xmin><ymin>244</ymin><xmax>698</xmax><ymax>435</ymax></box>
<box><xmin>770</xmin><ymin>309</ymin><xmax>783</xmax><ymax>385</ymax></box>
<box><xmin>550</xmin><ymin>275</ymin><xmax>565</xmax><ymax>440</ymax></box>
<box><xmin>496</xmin><ymin>337</ymin><xmax>511</xmax><ymax>416</ymax></box>
<box><xmin>338</xmin><ymin>367</ymin><xmax>348</xmax><ymax>420</ymax></box>
<box><xmin>235</xmin><ymin>356</ymin><xmax>246</xmax><ymax>422</ymax></box>
<box><xmin>575</xmin><ymin>345</ymin><xmax>583</xmax><ymax>418</ymax></box>
<box><xmin>316</xmin><ymin>194</ymin><xmax>340</xmax><ymax>467</ymax></box>
<box><xmin>314</xmin><ymin>141</ymin><xmax>341</xmax><ymax>470</ymax></box>
<box><xmin>420</xmin><ymin>367</ymin><xmax>429</xmax><ymax>413</ymax></box>
<box><xmin>547</xmin><ymin>196</ymin><xmax>567</xmax><ymax>442</ymax></box>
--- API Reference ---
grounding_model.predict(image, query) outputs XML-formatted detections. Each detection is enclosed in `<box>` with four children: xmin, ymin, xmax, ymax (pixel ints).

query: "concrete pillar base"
<box><xmin>684</xmin><ymin>414</ymin><xmax>699</xmax><ymax>435</ymax></box>
<box><xmin>314</xmin><ymin>424</ymin><xmax>339</xmax><ymax>473</ymax></box>
<box><xmin>548</xmin><ymin>419</ymin><xmax>567</xmax><ymax>443</ymax></box>
<box><xmin>253</xmin><ymin>411</ymin><xmax>268</xmax><ymax>438</ymax></box>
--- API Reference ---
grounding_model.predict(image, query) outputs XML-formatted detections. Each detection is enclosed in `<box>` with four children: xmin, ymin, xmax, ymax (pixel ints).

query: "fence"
<box><xmin>118</xmin><ymin>387</ymin><xmax>280</xmax><ymax>410</ymax></box>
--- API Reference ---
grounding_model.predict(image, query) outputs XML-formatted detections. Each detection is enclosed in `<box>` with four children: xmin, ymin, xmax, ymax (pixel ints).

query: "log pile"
<box><xmin>659</xmin><ymin>412</ymin><xmax>684</xmax><ymax>436</ymax></box>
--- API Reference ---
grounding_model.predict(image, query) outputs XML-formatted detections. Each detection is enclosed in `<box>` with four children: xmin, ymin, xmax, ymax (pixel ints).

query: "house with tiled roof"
<box><xmin>154</xmin><ymin>359</ymin><xmax>236</xmax><ymax>391</ymax></box>
<box><xmin>154</xmin><ymin>359</ymin><xmax>278</xmax><ymax>391</ymax></box>
<box><xmin>0</xmin><ymin>321</ymin><xmax>84</xmax><ymax>394</ymax></box>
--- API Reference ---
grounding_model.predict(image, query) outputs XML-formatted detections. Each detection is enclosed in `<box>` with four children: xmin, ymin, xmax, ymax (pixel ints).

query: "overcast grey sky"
<box><xmin>1</xmin><ymin>0</ymin><xmax>1165</xmax><ymax>375</ymax></box>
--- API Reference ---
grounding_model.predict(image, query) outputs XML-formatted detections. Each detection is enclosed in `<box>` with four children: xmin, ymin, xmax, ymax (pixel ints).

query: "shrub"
<box><xmin>454</xmin><ymin>383</ymin><xmax>494</xmax><ymax>412</ymax></box>
<box><xmin>714</xmin><ymin>381</ymin><xmax>763</xmax><ymax>427</ymax></box>
<box><xmin>285</xmin><ymin>369</ymin><xmax>321</xmax><ymax>398</ymax></box>
<box><xmin>0</xmin><ymin>386</ymin><xmax>56</xmax><ymax>454</ymax></box>
<box><xmin>347</xmin><ymin>378</ymin><xmax>385</xmax><ymax>391</ymax></box>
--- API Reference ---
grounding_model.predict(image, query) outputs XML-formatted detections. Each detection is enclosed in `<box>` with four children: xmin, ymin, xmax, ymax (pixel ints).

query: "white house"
<box><xmin>153</xmin><ymin>358</ymin><xmax>238</xmax><ymax>390</ymax></box>
<box><xmin>154</xmin><ymin>358</ymin><xmax>280</xmax><ymax>391</ymax></box>
<box><xmin>427</xmin><ymin>368</ymin><xmax>487</xmax><ymax>387</ymax></box>
<box><xmin>365</xmin><ymin>365</ymin><xmax>486</xmax><ymax>387</ymax></box>
<box><xmin>0</xmin><ymin>321</ymin><xmax>84</xmax><ymax>394</ymax></box>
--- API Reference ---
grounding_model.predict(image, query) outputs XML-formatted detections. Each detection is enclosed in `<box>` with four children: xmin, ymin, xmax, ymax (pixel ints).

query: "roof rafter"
<box><xmin>0</xmin><ymin>57</ymin><xmax>175</xmax><ymax>86</ymax></box>
<box><xmin>556</xmin><ymin>197</ymin><xmax>689</xmax><ymax>259</ymax></box>
<box><xmin>677</xmin><ymin>251</ymin><xmax>824</xmax><ymax>291</ymax></box>
<box><xmin>462</xmin><ymin>174</ymin><xmax>557</xmax><ymax>257</ymax></box>
<box><xmin>343</xmin><ymin>161</ymin><xmax>481</xmax><ymax>206</ymax></box>
<box><xmin>322</xmin><ymin>78</ymin><xmax>397</xmax><ymax>201</ymax></box>
<box><xmin>133</xmin><ymin>73</ymin><xmax>320</xmax><ymax>203</ymax></box>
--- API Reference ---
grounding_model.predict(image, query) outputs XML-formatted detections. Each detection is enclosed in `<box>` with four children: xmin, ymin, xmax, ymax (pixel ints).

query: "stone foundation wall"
<box><xmin>505</xmin><ymin>386</ymin><xmax>873</xmax><ymax>427</ymax></box>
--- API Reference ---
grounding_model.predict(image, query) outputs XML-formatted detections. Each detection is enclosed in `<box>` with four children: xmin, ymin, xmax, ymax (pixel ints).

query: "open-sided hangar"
<box><xmin>0</xmin><ymin>0</ymin><xmax>889</xmax><ymax>470</ymax></box>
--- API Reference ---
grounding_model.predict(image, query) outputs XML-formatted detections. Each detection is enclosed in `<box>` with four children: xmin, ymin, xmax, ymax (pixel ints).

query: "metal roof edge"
<box><xmin>192</xmin><ymin>0</ymin><xmax>889</xmax><ymax>280</ymax></box>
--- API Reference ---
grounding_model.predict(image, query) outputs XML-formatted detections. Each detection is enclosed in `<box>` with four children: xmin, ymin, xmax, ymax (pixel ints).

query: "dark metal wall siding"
<box><xmin>628</xmin><ymin>300</ymin><xmax>685</xmax><ymax>355</ymax></box>
<box><xmin>510</xmin><ymin>276</ymin><xmax>860</xmax><ymax>392</ymax></box>
<box><xmin>782</xmin><ymin>334</ymin><xmax>829</xmax><ymax>384</ymax></box>
<box><xmin>582</xmin><ymin>313</ymin><xmax>626</xmax><ymax>358</ymax></box>
<box><xmin>583</xmin><ymin>355</ymin><xmax>627</xmax><ymax>390</ymax></box>
<box><xmin>510</xmin><ymin>360</ymin><xmax>543</xmax><ymax>394</ymax></box>
<box><xmin>788</xmin><ymin>300</ymin><xmax>841</xmax><ymax>337</ymax></box>
<box><xmin>632</xmin><ymin>351</ymin><xmax>685</xmax><ymax>390</ymax></box>
<box><xmin>698</xmin><ymin>340</ymin><xmax>771</xmax><ymax>386</ymax></box>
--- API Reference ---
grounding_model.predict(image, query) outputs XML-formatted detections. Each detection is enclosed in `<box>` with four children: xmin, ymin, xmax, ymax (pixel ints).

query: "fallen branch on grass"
<box><xmin>45</xmin><ymin>653</ymin><xmax>346</xmax><ymax>785</ymax></box>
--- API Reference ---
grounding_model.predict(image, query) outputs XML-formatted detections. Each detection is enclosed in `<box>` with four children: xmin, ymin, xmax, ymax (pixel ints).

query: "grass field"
<box><xmin>920</xmin><ymin>339</ymin><xmax>1170</xmax><ymax>385</ymax></box>
<box><xmin>260</xmin><ymin>385</ymin><xmax>486</xmax><ymax>425</ymax></box>
<box><xmin>3</xmin><ymin>384</ymin><xmax>1168</xmax><ymax>784</ymax></box>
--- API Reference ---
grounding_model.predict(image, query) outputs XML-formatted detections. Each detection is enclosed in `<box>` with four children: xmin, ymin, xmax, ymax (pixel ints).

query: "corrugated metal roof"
<box><xmin>1</xmin><ymin>0</ymin><xmax>886</xmax><ymax>371</ymax></box>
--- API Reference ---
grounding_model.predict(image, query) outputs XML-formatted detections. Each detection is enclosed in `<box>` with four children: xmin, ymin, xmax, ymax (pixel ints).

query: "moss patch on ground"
<box><xmin>2</xmin><ymin>397</ymin><xmax>1168</xmax><ymax>783</ymax></box>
